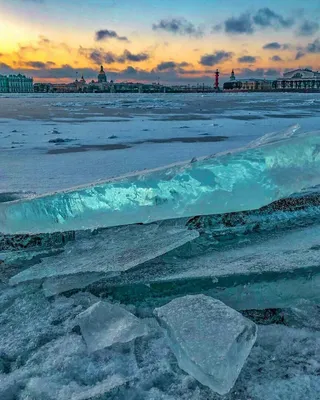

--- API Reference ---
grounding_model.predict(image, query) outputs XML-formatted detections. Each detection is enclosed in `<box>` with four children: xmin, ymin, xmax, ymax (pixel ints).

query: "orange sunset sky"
<box><xmin>0</xmin><ymin>0</ymin><xmax>319</xmax><ymax>84</ymax></box>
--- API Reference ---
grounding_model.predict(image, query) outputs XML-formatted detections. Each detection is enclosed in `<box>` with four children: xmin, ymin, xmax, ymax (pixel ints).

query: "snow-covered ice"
<box><xmin>1</xmin><ymin>92</ymin><xmax>320</xmax><ymax>400</ymax></box>
<box><xmin>77</xmin><ymin>301</ymin><xmax>149</xmax><ymax>353</ymax></box>
<box><xmin>154</xmin><ymin>295</ymin><xmax>257</xmax><ymax>394</ymax></box>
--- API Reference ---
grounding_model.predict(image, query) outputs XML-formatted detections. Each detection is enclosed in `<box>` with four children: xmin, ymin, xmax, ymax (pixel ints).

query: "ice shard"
<box><xmin>154</xmin><ymin>295</ymin><xmax>257</xmax><ymax>395</ymax></box>
<box><xmin>102</xmin><ymin>220</ymin><xmax>320</xmax><ymax>286</ymax></box>
<box><xmin>1</xmin><ymin>126</ymin><xmax>319</xmax><ymax>234</ymax></box>
<box><xmin>77</xmin><ymin>301</ymin><xmax>148</xmax><ymax>353</ymax></box>
<box><xmin>9</xmin><ymin>222</ymin><xmax>198</xmax><ymax>286</ymax></box>
<box><xmin>101</xmin><ymin>222</ymin><xmax>320</xmax><ymax>310</ymax></box>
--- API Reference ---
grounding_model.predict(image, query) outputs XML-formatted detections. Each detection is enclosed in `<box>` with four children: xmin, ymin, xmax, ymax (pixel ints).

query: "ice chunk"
<box><xmin>77</xmin><ymin>301</ymin><xmax>148</xmax><ymax>353</ymax></box>
<box><xmin>42</xmin><ymin>272</ymin><xmax>113</xmax><ymax>297</ymax></box>
<box><xmin>9</xmin><ymin>222</ymin><xmax>198</xmax><ymax>286</ymax></box>
<box><xmin>1</xmin><ymin>127</ymin><xmax>320</xmax><ymax>234</ymax></box>
<box><xmin>154</xmin><ymin>295</ymin><xmax>257</xmax><ymax>395</ymax></box>
<box><xmin>153</xmin><ymin>223</ymin><xmax>320</xmax><ymax>283</ymax></box>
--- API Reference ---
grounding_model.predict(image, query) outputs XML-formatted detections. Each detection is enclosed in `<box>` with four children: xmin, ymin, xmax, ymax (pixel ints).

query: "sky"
<box><xmin>0</xmin><ymin>0</ymin><xmax>319</xmax><ymax>84</ymax></box>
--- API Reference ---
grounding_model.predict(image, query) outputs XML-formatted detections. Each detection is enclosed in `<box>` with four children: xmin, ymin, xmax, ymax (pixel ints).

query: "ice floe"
<box><xmin>77</xmin><ymin>301</ymin><xmax>148</xmax><ymax>353</ymax></box>
<box><xmin>155</xmin><ymin>295</ymin><xmax>257</xmax><ymax>394</ymax></box>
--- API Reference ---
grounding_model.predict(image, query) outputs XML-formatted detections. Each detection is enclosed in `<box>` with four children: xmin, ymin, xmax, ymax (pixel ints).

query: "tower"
<box><xmin>230</xmin><ymin>69</ymin><xmax>235</xmax><ymax>81</ymax></box>
<box><xmin>98</xmin><ymin>65</ymin><xmax>107</xmax><ymax>83</ymax></box>
<box><xmin>215</xmin><ymin>69</ymin><xmax>220</xmax><ymax>90</ymax></box>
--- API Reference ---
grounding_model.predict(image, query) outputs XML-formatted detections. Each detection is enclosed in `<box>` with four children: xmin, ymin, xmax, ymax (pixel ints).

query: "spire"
<box><xmin>100</xmin><ymin>65</ymin><xmax>104</xmax><ymax>73</ymax></box>
<box><xmin>230</xmin><ymin>69</ymin><xmax>236</xmax><ymax>81</ymax></box>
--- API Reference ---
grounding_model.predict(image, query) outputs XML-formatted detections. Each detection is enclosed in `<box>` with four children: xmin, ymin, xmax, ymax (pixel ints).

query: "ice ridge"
<box><xmin>1</xmin><ymin>126</ymin><xmax>320</xmax><ymax>234</ymax></box>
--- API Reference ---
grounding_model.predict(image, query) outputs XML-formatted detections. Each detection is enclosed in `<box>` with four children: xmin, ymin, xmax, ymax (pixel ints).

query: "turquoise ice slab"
<box><xmin>98</xmin><ymin>223</ymin><xmax>320</xmax><ymax>310</ymax></box>
<box><xmin>9</xmin><ymin>221</ymin><xmax>198</xmax><ymax>286</ymax></box>
<box><xmin>1</xmin><ymin>127</ymin><xmax>319</xmax><ymax>234</ymax></box>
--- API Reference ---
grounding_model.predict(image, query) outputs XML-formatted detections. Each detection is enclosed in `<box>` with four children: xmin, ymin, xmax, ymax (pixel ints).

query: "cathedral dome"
<box><xmin>98</xmin><ymin>66</ymin><xmax>107</xmax><ymax>83</ymax></box>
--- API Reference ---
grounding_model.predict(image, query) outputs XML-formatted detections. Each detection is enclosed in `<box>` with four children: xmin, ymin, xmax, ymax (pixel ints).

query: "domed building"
<box><xmin>98</xmin><ymin>66</ymin><xmax>107</xmax><ymax>83</ymax></box>
<box><xmin>223</xmin><ymin>70</ymin><xmax>273</xmax><ymax>91</ymax></box>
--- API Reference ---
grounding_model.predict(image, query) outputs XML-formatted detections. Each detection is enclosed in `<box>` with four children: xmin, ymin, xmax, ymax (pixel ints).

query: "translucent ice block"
<box><xmin>77</xmin><ymin>301</ymin><xmax>148</xmax><ymax>353</ymax></box>
<box><xmin>154</xmin><ymin>295</ymin><xmax>257</xmax><ymax>395</ymax></box>
<box><xmin>1</xmin><ymin>126</ymin><xmax>319</xmax><ymax>234</ymax></box>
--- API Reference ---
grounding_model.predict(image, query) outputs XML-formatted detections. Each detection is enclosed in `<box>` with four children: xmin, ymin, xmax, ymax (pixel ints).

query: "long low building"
<box><xmin>276</xmin><ymin>68</ymin><xmax>320</xmax><ymax>90</ymax></box>
<box><xmin>0</xmin><ymin>74</ymin><xmax>34</xmax><ymax>93</ymax></box>
<box><xmin>223</xmin><ymin>68</ymin><xmax>320</xmax><ymax>91</ymax></box>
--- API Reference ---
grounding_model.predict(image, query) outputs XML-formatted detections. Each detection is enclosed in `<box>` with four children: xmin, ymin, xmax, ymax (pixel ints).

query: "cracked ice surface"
<box><xmin>1</xmin><ymin>282</ymin><xmax>320</xmax><ymax>400</ymax></box>
<box><xmin>1</xmin><ymin>126</ymin><xmax>320</xmax><ymax>234</ymax></box>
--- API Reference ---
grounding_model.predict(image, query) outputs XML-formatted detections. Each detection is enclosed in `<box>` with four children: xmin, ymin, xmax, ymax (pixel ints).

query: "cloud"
<box><xmin>294</xmin><ymin>38</ymin><xmax>320</xmax><ymax>59</ymax></box>
<box><xmin>119</xmin><ymin>50</ymin><xmax>149</xmax><ymax>62</ymax></box>
<box><xmin>237</xmin><ymin>55</ymin><xmax>257</xmax><ymax>63</ymax></box>
<box><xmin>270</xmin><ymin>55</ymin><xmax>283</xmax><ymax>62</ymax></box>
<box><xmin>23</xmin><ymin>61</ymin><xmax>47</xmax><ymax>69</ymax></box>
<box><xmin>84</xmin><ymin>49</ymin><xmax>116</xmax><ymax>65</ymax></box>
<box><xmin>19</xmin><ymin>60</ymin><xmax>57</xmax><ymax>69</ymax></box>
<box><xmin>79</xmin><ymin>47</ymin><xmax>150</xmax><ymax>65</ymax></box>
<box><xmin>16</xmin><ymin>36</ymin><xmax>71</xmax><ymax>58</ymax></box>
<box><xmin>122</xmin><ymin>66</ymin><xmax>138</xmax><ymax>75</ymax></box>
<box><xmin>296</xmin><ymin>20</ymin><xmax>319</xmax><ymax>36</ymax></box>
<box><xmin>235</xmin><ymin>67</ymin><xmax>280</xmax><ymax>79</ymax></box>
<box><xmin>156</xmin><ymin>61</ymin><xmax>190</xmax><ymax>71</ymax></box>
<box><xmin>263</xmin><ymin>42</ymin><xmax>282</xmax><ymax>50</ymax></box>
<box><xmin>0</xmin><ymin>62</ymin><xmax>12</xmax><ymax>71</ymax></box>
<box><xmin>95</xmin><ymin>29</ymin><xmax>129</xmax><ymax>42</ymax></box>
<box><xmin>212</xmin><ymin>24</ymin><xmax>223</xmax><ymax>32</ymax></box>
<box><xmin>152</xmin><ymin>18</ymin><xmax>203</xmax><ymax>37</ymax></box>
<box><xmin>295</xmin><ymin>50</ymin><xmax>306</xmax><ymax>60</ymax></box>
<box><xmin>225</xmin><ymin>13</ymin><xmax>254</xmax><ymax>34</ymax></box>
<box><xmin>199</xmin><ymin>51</ymin><xmax>233</xmax><ymax>66</ymax></box>
<box><xmin>223</xmin><ymin>8</ymin><xmax>294</xmax><ymax>35</ymax></box>
<box><xmin>306</xmin><ymin>38</ymin><xmax>320</xmax><ymax>53</ymax></box>
<box><xmin>264</xmin><ymin>68</ymin><xmax>280</xmax><ymax>77</ymax></box>
<box><xmin>253</xmin><ymin>8</ymin><xmax>294</xmax><ymax>28</ymax></box>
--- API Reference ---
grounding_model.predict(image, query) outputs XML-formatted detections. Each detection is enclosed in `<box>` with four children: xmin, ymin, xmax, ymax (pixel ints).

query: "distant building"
<box><xmin>224</xmin><ymin>68</ymin><xmax>320</xmax><ymax>91</ymax></box>
<box><xmin>283</xmin><ymin>68</ymin><xmax>320</xmax><ymax>79</ymax></box>
<box><xmin>223</xmin><ymin>70</ymin><xmax>273</xmax><ymax>91</ymax></box>
<box><xmin>97</xmin><ymin>66</ymin><xmax>107</xmax><ymax>83</ymax></box>
<box><xmin>275</xmin><ymin>68</ymin><xmax>320</xmax><ymax>90</ymax></box>
<box><xmin>0</xmin><ymin>74</ymin><xmax>33</xmax><ymax>93</ymax></box>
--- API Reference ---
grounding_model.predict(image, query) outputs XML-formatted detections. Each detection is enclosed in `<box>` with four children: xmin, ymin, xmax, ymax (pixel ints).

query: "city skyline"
<box><xmin>0</xmin><ymin>0</ymin><xmax>319</xmax><ymax>84</ymax></box>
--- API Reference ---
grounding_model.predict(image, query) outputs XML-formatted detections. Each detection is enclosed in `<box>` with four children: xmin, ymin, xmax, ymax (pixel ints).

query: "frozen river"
<box><xmin>0</xmin><ymin>92</ymin><xmax>319</xmax><ymax>195</ymax></box>
<box><xmin>1</xmin><ymin>92</ymin><xmax>320</xmax><ymax>400</ymax></box>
